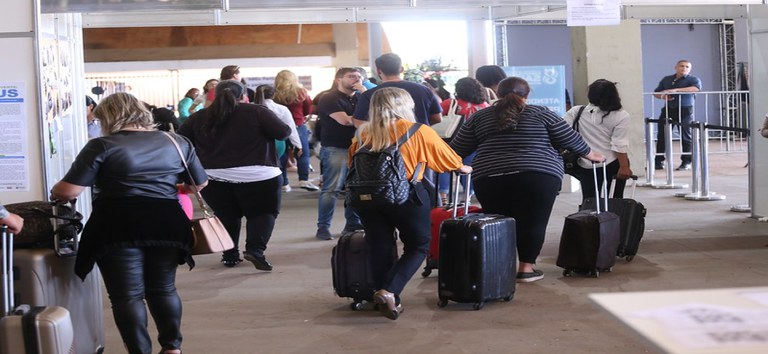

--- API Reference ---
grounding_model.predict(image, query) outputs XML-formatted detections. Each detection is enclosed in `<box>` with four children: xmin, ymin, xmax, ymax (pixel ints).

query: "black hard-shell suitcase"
<box><xmin>437</xmin><ymin>214</ymin><xmax>516</xmax><ymax>310</ymax></box>
<box><xmin>13</xmin><ymin>249</ymin><xmax>105</xmax><ymax>354</ymax></box>
<box><xmin>557</xmin><ymin>163</ymin><xmax>621</xmax><ymax>277</ymax></box>
<box><xmin>581</xmin><ymin>176</ymin><xmax>646</xmax><ymax>261</ymax></box>
<box><xmin>1</xmin><ymin>226</ymin><xmax>75</xmax><ymax>354</ymax></box>
<box><xmin>331</xmin><ymin>231</ymin><xmax>396</xmax><ymax>310</ymax></box>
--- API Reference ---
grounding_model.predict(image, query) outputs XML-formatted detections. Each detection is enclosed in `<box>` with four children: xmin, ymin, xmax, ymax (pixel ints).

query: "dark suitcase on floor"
<box><xmin>581</xmin><ymin>176</ymin><xmax>646</xmax><ymax>261</ymax></box>
<box><xmin>13</xmin><ymin>249</ymin><xmax>105</xmax><ymax>354</ymax></box>
<box><xmin>557</xmin><ymin>163</ymin><xmax>621</xmax><ymax>277</ymax></box>
<box><xmin>437</xmin><ymin>204</ymin><xmax>516</xmax><ymax>310</ymax></box>
<box><xmin>331</xmin><ymin>230</ymin><xmax>396</xmax><ymax>311</ymax></box>
<box><xmin>423</xmin><ymin>171</ymin><xmax>481</xmax><ymax>278</ymax></box>
<box><xmin>1</xmin><ymin>226</ymin><xmax>75</xmax><ymax>354</ymax></box>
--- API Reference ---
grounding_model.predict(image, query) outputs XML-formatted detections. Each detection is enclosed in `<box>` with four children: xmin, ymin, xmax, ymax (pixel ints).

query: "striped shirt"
<box><xmin>449</xmin><ymin>104</ymin><xmax>591</xmax><ymax>181</ymax></box>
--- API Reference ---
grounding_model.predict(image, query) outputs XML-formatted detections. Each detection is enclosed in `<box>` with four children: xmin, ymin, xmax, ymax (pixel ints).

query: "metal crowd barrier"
<box><xmin>641</xmin><ymin>116</ymin><xmax>750</xmax><ymax>202</ymax></box>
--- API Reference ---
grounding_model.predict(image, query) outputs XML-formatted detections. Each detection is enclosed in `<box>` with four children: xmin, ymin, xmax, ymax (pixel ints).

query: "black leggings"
<box><xmin>97</xmin><ymin>247</ymin><xmax>182</xmax><ymax>354</ymax></box>
<box><xmin>473</xmin><ymin>172</ymin><xmax>560</xmax><ymax>264</ymax></box>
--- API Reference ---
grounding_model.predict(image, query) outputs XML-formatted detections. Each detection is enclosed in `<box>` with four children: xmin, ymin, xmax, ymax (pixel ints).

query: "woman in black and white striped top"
<box><xmin>450</xmin><ymin>76</ymin><xmax>604</xmax><ymax>283</ymax></box>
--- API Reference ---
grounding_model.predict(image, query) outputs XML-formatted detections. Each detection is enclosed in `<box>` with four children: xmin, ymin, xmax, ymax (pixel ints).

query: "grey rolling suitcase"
<box><xmin>1</xmin><ymin>225</ymin><xmax>75</xmax><ymax>354</ymax></box>
<box><xmin>13</xmin><ymin>249</ymin><xmax>105</xmax><ymax>354</ymax></box>
<box><xmin>436</xmin><ymin>173</ymin><xmax>517</xmax><ymax>310</ymax></box>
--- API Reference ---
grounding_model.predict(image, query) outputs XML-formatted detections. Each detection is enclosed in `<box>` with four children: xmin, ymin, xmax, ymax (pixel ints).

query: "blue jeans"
<box><xmin>317</xmin><ymin>146</ymin><xmax>361</xmax><ymax>231</ymax></box>
<box><xmin>437</xmin><ymin>152</ymin><xmax>476</xmax><ymax>196</ymax></box>
<box><xmin>280</xmin><ymin>124</ymin><xmax>312</xmax><ymax>184</ymax></box>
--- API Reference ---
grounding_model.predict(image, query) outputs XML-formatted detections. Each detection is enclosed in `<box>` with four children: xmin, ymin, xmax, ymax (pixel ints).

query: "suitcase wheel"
<box><xmin>588</xmin><ymin>270</ymin><xmax>600</xmax><ymax>278</ymax></box>
<box><xmin>563</xmin><ymin>269</ymin><xmax>576</xmax><ymax>277</ymax></box>
<box><xmin>473</xmin><ymin>302</ymin><xmax>484</xmax><ymax>311</ymax></box>
<box><xmin>437</xmin><ymin>297</ymin><xmax>448</xmax><ymax>308</ymax></box>
<box><xmin>625</xmin><ymin>255</ymin><xmax>635</xmax><ymax>262</ymax></box>
<box><xmin>350</xmin><ymin>301</ymin><xmax>364</xmax><ymax>311</ymax></box>
<box><xmin>421</xmin><ymin>267</ymin><xmax>433</xmax><ymax>278</ymax></box>
<box><xmin>502</xmin><ymin>295</ymin><xmax>513</xmax><ymax>302</ymax></box>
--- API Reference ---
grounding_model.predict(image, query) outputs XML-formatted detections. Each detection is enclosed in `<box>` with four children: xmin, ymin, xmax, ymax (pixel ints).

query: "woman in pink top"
<box><xmin>438</xmin><ymin>77</ymin><xmax>489</xmax><ymax>203</ymax></box>
<box><xmin>273</xmin><ymin>70</ymin><xmax>318</xmax><ymax>191</ymax></box>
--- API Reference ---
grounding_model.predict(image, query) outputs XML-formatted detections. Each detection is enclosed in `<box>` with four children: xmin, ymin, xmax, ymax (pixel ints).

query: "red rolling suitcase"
<box><xmin>422</xmin><ymin>171</ymin><xmax>481</xmax><ymax>277</ymax></box>
<box><xmin>581</xmin><ymin>175</ymin><xmax>646</xmax><ymax>261</ymax></box>
<box><xmin>1</xmin><ymin>226</ymin><xmax>75</xmax><ymax>354</ymax></box>
<box><xmin>557</xmin><ymin>163</ymin><xmax>621</xmax><ymax>277</ymax></box>
<box><xmin>436</xmin><ymin>173</ymin><xmax>516</xmax><ymax>310</ymax></box>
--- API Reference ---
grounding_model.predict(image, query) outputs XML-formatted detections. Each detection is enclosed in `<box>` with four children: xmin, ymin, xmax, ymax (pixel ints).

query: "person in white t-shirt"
<box><xmin>564</xmin><ymin>79</ymin><xmax>633</xmax><ymax>204</ymax></box>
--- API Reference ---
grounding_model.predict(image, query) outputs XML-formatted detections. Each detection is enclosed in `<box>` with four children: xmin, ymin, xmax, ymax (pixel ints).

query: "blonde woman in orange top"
<box><xmin>349</xmin><ymin>87</ymin><xmax>471</xmax><ymax>320</ymax></box>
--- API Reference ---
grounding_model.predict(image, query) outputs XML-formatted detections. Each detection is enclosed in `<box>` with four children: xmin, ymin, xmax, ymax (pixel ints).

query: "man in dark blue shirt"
<box><xmin>352</xmin><ymin>53</ymin><xmax>442</xmax><ymax>126</ymax></box>
<box><xmin>314</xmin><ymin>68</ymin><xmax>365</xmax><ymax>241</ymax></box>
<box><xmin>653</xmin><ymin>60</ymin><xmax>702</xmax><ymax>171</ymax></box>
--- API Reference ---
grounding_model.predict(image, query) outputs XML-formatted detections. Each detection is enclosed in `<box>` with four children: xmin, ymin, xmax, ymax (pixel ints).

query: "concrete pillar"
<box><xmin>0</xmin><ymin>1</ymin><xmax>45</xmax><ymax>202</ymax></box>
<box><xmin>467</xmin><ymin>20</ymin><xmax>494</xmax><ymax>74</ymax></box>
<box><xmin>0</xmin><ymin>1</ymin><xmax>89</xmax><ymax>213</ymax></box>
<box><xmin>368</xmin><ymin>23</ymin><xmax>384</xmax><ymax>77</ymax></box>
<box><xmin>748</xmin><ymin>5</ymin><xmax>768</xmax><ymax>218</ymax></box>
<box><xmin>331</xmin><ymin>23</ymin><xmax>359</xmax><ymax>68</ymax></box>
<box><xmin>571</xmin><ymin>20</ymin><xmax>645</xmax><ymax>177</ymax></box>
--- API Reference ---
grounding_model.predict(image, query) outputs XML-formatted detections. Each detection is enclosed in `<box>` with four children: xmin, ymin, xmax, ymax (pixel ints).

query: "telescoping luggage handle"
<box><xmin>2</xmin><ymin>225</ymin><xmax>14</xmax><ymax>316</ymax></box>
<box><xmin>451</xmin><ymin>171</ymin><xmax>472</xmax><ymax>219</ymax></box>
<box><xmin>592</xmin><ymin>162</ymin><xmax>609</xmax><ymax>214</ymax></box>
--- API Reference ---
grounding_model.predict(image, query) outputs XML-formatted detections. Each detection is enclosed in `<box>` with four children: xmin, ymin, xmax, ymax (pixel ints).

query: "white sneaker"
<box><xmin>299</xmin><ymin>180</ymin><xmax>319</xmax><ymax>191</ymax></box>
<box><xmin>282</xmin><ymin>185</ymin><xmax>292</xmax><ymax>193</ymax></box>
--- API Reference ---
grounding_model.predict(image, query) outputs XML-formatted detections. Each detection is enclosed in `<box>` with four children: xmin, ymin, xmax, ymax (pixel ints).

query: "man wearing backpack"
<box><xmin>314</xmin><ymin>68</ymin><xmax>367</xmax><ymax>241</ymax></box>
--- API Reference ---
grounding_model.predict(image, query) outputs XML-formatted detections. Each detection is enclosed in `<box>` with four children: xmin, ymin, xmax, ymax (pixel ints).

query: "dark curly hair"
<box><xmin>587</xmin><ymin>79</ymin><xmax>622</xmax><ymax>120</ymax></box>
<box><xmin>475</xmin><ymin>65</ymin><xmax>507</xmax><ymax>88</ymax></box>
<box><xmin>454</xmin><ymin>77</ymin><xmax>486</xmax><ymax>104</ymax></box>
<box><xmin>493</xmin><ymin>77</ymin><xmax>530</xmax><ymax>131</ymax></box>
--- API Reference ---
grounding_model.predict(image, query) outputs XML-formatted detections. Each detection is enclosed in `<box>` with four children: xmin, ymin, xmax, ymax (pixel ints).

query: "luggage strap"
<box><xmin>22</xmin><ymin>306</ymin><xmax>46</xmax><ymax>354</ymax></box>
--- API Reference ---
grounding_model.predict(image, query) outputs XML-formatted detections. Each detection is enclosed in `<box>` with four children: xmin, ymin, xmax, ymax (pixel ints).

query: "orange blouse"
<box><xmin>349</xmin><ymin>119</ymin><xmax>463</xmax><ymax>181</ymax></box>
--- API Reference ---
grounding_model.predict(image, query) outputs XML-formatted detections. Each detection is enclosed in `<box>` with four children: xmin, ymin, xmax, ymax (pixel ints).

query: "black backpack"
<box><xmin>346</xmin><ymin>123</ymin><xmax>423</xmax><ymax>209</ymax></box>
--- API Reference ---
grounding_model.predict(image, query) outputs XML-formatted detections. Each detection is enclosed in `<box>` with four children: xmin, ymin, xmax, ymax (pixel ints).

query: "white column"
<box><xmin>0</xmin><ymin>1</ymin><xmax>44</xmax><ymax>201</ymax></box>
<box><xmin>467</xmin><ymin>20</ymin><xmax>494</xmax><ymax>73</ymax></box>
<box><xmin>748</xmin><ymin>5</ymin><xmax>768</xmax><ymax>218</ymax></box>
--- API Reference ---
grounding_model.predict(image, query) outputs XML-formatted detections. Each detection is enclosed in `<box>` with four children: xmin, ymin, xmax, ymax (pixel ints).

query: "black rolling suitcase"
<box><xmin>581</xmin><ymin>175</ymin><xmax>646</xmax><ymax>261</ymax></box>
<box><xmin>437</xmin><ymin>173</ymin><xmax>516</xmax><ymax>310</ymax></box>
<box><xmin>1</xmin><ymin>226</ymin><xmax>75</xmax><ymax>354</ymax></box>
<box><xmin>557</xmin><ymin>163</ymin><xmax>621</xmax><ymax>278</ymax></box>
<box><xmin>331</xmin><ymin>231</ymin><xmax>396</xmax><ymax>310</ymax></box>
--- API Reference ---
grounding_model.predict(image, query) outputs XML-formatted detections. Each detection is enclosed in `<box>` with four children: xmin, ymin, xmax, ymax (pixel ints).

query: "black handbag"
<box><xmin>561</xmin><ymin>105</ymin><xmax>587</xmax><ymax>175</ymax></box>
<box><xmin>4</xmin><ymin>200</ymin><xmax>83</xmax><ymax>256</ymax></box>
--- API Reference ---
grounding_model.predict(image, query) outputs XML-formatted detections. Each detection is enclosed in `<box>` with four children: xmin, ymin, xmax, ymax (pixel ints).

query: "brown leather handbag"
<box><xmin>163</xmin><ymin>132</ymin><xmax>234</xmax><ymax>255</ymax></box>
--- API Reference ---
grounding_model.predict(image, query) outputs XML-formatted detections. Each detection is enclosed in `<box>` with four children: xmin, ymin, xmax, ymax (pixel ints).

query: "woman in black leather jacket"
<box><xmin>51</xmin><ymin>92</ymin><xmax>208</xmax><ymax>354</ymax></box>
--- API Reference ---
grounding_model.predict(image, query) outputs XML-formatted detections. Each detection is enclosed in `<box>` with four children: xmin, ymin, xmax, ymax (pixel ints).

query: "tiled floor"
<box><xmin>100</xmin><ymin>150</ymin><xmax>767</xmax><ymax>353</ymax></box>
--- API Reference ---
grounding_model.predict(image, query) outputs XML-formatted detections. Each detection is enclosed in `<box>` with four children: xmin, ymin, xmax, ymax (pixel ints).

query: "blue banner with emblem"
<box><xmin>502</xmin><ymin>65</ymin><xmax>567</xmax><ymax>116</ymax></box>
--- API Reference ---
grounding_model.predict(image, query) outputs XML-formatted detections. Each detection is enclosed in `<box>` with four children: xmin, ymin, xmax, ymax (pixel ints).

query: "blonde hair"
<box><xmin>92</xmin><ymin>92</ymin><xmax>155</xmax><ymax>135</ymax></box>
<box><xmin>360</xmin><ymin>87</ymin><xmax>415</xmax><ymax>152</ymax></box>
<box><xmin>273</xmin><ymin>70</ymin><xmax>304</xmax><ymax>105</ymax></box>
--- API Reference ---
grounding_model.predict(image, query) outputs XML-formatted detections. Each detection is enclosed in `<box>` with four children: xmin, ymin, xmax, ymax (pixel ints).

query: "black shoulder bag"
<box><xmin>561</xmin><ymin>105</ymin><xmax>587</xmax><ymax>175</ymax></box>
